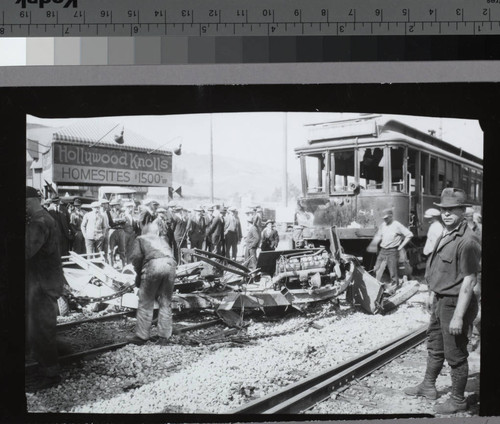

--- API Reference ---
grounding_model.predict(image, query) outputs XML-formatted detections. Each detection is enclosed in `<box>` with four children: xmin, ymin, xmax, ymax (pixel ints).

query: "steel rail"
<box><xmin>231</xmin><ymin>324</ymin><xmax>427</xmax><ymax>414</ymax></box>
<box><xmin>26</xmin><ymin>318</ymin><xmax>222</xmax><ymax>373</ymax></box>
<box><xmin>57</xmin><ymin>310</ymin><xmax>136</xmax><ymax>332</ymax></box>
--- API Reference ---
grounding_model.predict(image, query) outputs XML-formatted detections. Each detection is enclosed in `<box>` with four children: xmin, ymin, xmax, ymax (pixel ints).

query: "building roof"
<box><xmin>51</xmin><ymin>120</ymin><xmax>173</xmax><ymax>155</ymax></box>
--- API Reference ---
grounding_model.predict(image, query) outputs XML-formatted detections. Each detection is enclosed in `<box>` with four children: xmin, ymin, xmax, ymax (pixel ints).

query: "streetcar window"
<box><xmin>462</xmin><ymin>166</ymin><xmax>470</xmax><ymax>196</ymax></box>
<box><xmin>469</xmin><ymin>171</ymin><xmax>475</xmax><ymax>200</ymax></box>
<box><xmin>358</xmin><ymin>147</ymin><xmax>384</xmax><ymax>190</ymax></box>
<box><xmin>446</xmin><ymin>160</ymin><xmax>453</xmax><ymax>188</ymax></box>
<box><xmin>304</xmin><ymin>154</ymin><xmax>326</xmax><ymax>193</ymax></box>
<box><xmin>408</xmin><ymin>149</ymin><xmax>418</xmax><ymax>195</ymax></box>
<box><xmin>438</xmin><ymin>158</ymin><xmax>446</xmax><ymax>190</ymax></box>
<box><xmin>430</xmin><ymin>156</ymin><xmax>438</xmax><ymax>195</ymax></box>
<box><xmin>477</xmin><ymin>175</ymin><xmax>482</xmax><ymax>202</ymax></box>
<box><xmin>421</xmin><ymin>153</ymin><xmax>429</xmax><ymax>194</ymax></box>
<box><xmin>390</xmin><ymin>147</ymin><xmax>405</xmax><ymax>192</ymax></box>
<box><xmin>330</xmin><ymin>150</ymin><xmax>355</xmax><ymax>192</ymax></box>
<box><xmin>453</xmin><ymin>163</ymin><xmax>460</xmax><ymax>188</ymax></box>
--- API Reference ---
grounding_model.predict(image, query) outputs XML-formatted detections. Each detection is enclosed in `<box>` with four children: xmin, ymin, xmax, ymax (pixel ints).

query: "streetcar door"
<box><xmin>407</xmin><ymin>148</ymin><xmax>420</xmax><ymax>236</ymax></box>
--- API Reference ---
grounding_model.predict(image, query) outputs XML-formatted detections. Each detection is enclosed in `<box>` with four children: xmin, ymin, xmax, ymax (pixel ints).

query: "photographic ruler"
<box><xmin>1</xmin><ymin>0</ymin><xmax>499</xmax><ymax>37</ymax></box>
<box><xmin>1</xmin><ymin>0</ymin><xmax>499</xmax><ymax>64</ymax></box>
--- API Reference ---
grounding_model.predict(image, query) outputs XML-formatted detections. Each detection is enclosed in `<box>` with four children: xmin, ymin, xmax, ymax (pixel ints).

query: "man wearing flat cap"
<box><xmin>107</xmin><ymin>199</ymin><xmax>126</xmax><ymax>267</ymax></box>
<box><xmin>188</xmin><ymin>207</ymin><xmax>207</xmax><ymax>254</ymax></box>
<box><xmin>81</xmin><ymin>202</ymin><xmax>107</xmax><ymax>254</ymax></box>
<box><xmin>207</xmin><ymin>206</ymin><xmax>225</xmax><ymax>255</ymax></box>
<box><xmin>224</xmin><ymin>207</ymin><xmax>241</xmax><ymax>260</ymax></box>
<box><xmin>367</xmin><ymin>207</ymin><xmax>413</xmax><ymax>295</ymax></box>
<box><xmin>70</xmin><ymin>198</ymin><xmax>86</xmax><ymax>254</ymax></box>
<box><xmin>423</xmin><ymin>208</ymin><xmax>444</xmax><ymax>256</ymax></box>
<box><xmin>47</xmin><ymin>196</ymin><xmax>73</xmax><ymax>257</ymax></box>
<box><xmin>404</xmin><ymin>188</ymin><xmax>481</xmax><ymax>414</ymax></box>
<box><xmin>25</xmin><ymin>186</ymin><xmax>66</xmax><ymax>389</ymax></box>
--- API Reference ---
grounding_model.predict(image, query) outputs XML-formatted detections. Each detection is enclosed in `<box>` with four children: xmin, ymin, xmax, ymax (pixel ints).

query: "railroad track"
<box><xmin>231</xmin><ymin>325</ymin><xmax>427</xmax><ymax>414</ymax></box>
<box><xmin>56</xmin><ymin>311</ymin><xmax>136</xmax><ymax>332</ymax></box>
<box><xmin>26</xmin><ymin>318</ymin><xmax>222</xmax><ymax>373</ymax></box>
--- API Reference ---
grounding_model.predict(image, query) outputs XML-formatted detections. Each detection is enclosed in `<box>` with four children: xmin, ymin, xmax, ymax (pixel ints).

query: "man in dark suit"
<box><xmin>207</xmin><ymin>206</ymin><xmax>225</xmax><ymax>255</ymax></box>
<box><xmin>188</xmin><ymin>207</ymin><xmax>207</xmax><ymax>251</ymax></box>
<box><xmin>48</xmin><ymin>197</ymin><xmax>73</xmax><ymax>257</ymax></box>
<box><xmin>26</xmin><ymin>186</ymin><xmax>67</xmax><ymax>390</ymax></box>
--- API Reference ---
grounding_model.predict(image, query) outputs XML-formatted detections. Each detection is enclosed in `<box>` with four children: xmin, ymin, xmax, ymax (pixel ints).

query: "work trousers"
<box><xmin>109</xmin><ymin>229</ymin><xmax>126</xmax><ymax>265</ymax></box>
<box><xmin>135</xmin><ymin>257</ymin><xmax>176</xmax><ymax>340</ymax></box>
<box><xmin>25</xmin><ymin>280</ymin><xmax>60</xmax><ymax>377</ymax></box>
<box><xmin>427</xmin><ymin>294</ymin><xmax>478</xmax><ymax>368</ymax></box>
<box><xmin>175</xmin><ymin>238</ymin><xmax>187</xmax><ymax>263</ymax></box>
<box><xmin>85</xmin><ymin>237</ymin><xmax>104</xmax><ymax>255</ymax></box>
<box><xmin>72</xmin><ymin>231</ymin><xmax>86</xmax><ymax>254</ymax></box>
<box><xmin>211</xmin><ymin>240</ymin><xmax>224</xmax><ymax>256</ymax></box>
<box><xmin>123</xmin><ymin>231</ymin><xmax>136</xmax><ymax>264</ymax></box>
<box><xmin>224</xmin><ymin>231</ymin><xmax>238</xmax><ymax>260</ymax></box>
<box><xmin>245</xmin><ymin>246</ymin><xmax>258</xmax><ymax>270</ymax></box>
<box><xmin>374</xmin><ymin>247</ymin><xmax>399</xmax><ymax>288</ymax></box>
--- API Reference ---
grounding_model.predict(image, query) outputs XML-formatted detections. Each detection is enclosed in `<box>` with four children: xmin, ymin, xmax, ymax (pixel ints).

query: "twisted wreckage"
<box><xmin>60</xmin><ymin>228</ymin><xmax>420</xmax><ymax>325</ymax></box>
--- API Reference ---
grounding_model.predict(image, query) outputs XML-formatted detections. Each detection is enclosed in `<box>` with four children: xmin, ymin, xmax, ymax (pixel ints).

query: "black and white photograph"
<box><xmin>23</xmin><ymin>105</ymin><xmax>484</xmax><ymax>416</ymax></box>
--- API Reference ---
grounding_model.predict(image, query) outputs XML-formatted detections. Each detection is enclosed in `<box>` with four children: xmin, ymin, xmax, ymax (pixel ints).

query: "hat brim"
<box><xmin>433</xmin><ymin>202</ymin><xmax>472</xmax><ymax>208</ymax></box>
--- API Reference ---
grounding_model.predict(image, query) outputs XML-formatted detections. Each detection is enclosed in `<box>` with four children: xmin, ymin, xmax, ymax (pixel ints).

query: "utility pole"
<box><xmin>210</xmin><ymin>114</ymin><xmax>214</xmax><ymax>204</ymax></box>
<box><xmin>282</xmin><ymin>112</ymin><xmax>288</xmax><ymax>207</ymax></box>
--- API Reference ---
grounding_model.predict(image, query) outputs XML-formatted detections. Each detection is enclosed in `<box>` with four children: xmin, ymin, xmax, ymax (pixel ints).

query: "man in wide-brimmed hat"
<box><xmin>224</xmin><ymin>207</ymin><xmax>241</xmax><ymax>260</ymax></box>
<box><xmin>244</xmin><ymin>209</ymin><xmax>261</xmax><ymax>269</ymax></box>
<box><xmin>69</xmin><ymin>198</ymin><xmax>86</xmax><ymax>254</ymax></box>
<box><xmin>188</xmin><ymin>207</ymin><xmax>207</xmax><ymax>253</ymax></box>
<box><xmin>404</xmin><ymin>188</ymin><xmax>481</xmax><ymax>414</ymax></box>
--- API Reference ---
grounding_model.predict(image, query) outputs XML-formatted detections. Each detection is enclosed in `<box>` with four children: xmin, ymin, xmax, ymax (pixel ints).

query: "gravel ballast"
<box><xmin>26</xmin><ymin>288</ymin><xmax>440</xmax><ymax>414</ymax></box>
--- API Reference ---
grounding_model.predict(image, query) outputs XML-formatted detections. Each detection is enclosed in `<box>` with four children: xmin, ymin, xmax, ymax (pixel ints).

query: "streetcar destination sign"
<box><xmin>52</xmin><ymin>142</ymin><xmax>172</xmax><ymax>187</ymax></box>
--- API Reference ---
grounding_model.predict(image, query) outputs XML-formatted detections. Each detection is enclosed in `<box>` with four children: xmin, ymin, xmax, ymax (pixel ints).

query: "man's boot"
<box><xmin>404</xmin><ymin>356</ymin><xmax>442</xmax><ymax>400</ymax></box>
<box><xmin>434</xmin><ymin>362</ymin><xmax>468</xmax><ymax>414</ymax></box>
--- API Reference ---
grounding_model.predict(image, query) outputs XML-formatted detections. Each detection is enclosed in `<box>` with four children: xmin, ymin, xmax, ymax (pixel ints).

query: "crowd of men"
<box><xmin>39</xmin><ymin>196</ymin><xmax>280</xmax><ymax>269</ymax></box>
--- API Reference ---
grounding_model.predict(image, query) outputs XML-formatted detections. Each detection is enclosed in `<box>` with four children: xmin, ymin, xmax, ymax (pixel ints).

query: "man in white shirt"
<box><xmin>81</xmin><ymin>201</ymin><xmax>107</xmax><ymax>254</ymax></box>
<box><xmin>423</xmin><ymin>208</ymin><xmax>444</xmax><ymax>256</ymax></box>
<box><xmin>367</xmin><ymin>208</ymin><xmax>413</xmax><ymax>295</ymax></box>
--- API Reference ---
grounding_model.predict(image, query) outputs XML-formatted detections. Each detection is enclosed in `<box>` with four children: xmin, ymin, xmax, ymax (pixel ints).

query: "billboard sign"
<box><xmin>52</xmin><ymin>142</ymin><xmax>172</xmax><ymax>187</ymax></box>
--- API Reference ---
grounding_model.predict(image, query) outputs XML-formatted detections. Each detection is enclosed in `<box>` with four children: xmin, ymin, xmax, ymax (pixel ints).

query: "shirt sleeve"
<box><xmin>459</xmin><ymin>239</ymin><xmax>481</xmax><ymax>276</ymax></box>
<box><xmin>398</xmin><ymin>222</ymin><xmax>413</xmax><ymax>238</ymax></box>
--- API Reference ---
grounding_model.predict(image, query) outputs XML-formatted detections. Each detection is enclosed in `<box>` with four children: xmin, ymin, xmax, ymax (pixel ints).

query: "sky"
<box><xmin>26</xmin><ymin>111</ymin><xmax>484</xmax><ymax>164</ymax></box>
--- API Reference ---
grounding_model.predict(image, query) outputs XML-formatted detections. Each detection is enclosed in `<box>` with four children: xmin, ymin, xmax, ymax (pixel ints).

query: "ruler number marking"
<box><xmin>402</xmin><ymin>8</ymin><xmax>409</xmax><ymax>22</ymax></box>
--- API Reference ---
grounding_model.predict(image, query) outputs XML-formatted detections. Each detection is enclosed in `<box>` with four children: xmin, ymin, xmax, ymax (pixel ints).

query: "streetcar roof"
<box><xmin>296</xmin><ymin>118</ymin><xmax>483</xmax><ymax>168</ymax></box>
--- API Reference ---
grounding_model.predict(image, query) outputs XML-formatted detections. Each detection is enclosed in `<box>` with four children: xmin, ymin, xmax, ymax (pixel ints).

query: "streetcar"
<box><xmin>294</xmin><ymin>115</ymin><xmax>483</xmax><ymax>261</ymax></box>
